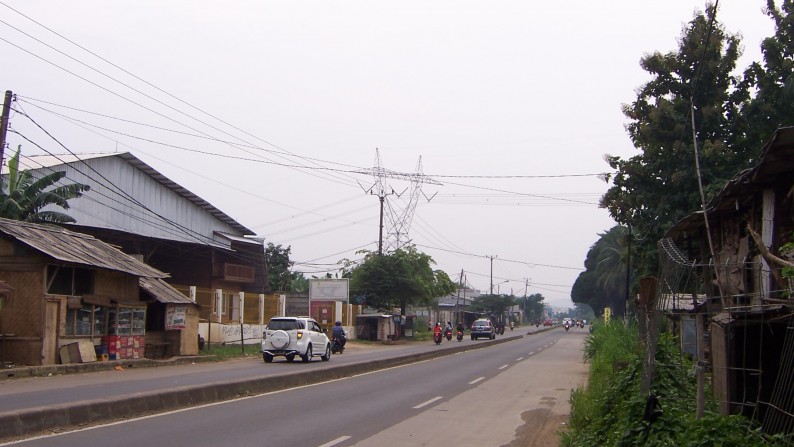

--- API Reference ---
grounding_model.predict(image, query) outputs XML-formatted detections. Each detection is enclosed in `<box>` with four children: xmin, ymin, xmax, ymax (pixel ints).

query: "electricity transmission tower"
<box><xmin>359</xmin><ymin>149</ymin><xmax>441</xmax><ymax>254</ymax></box>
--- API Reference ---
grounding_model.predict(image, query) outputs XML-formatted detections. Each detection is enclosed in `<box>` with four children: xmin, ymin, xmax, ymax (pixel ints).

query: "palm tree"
<box><xmin>0</xmin><ymin>146</ymin><xmax>90</xmax><ymax>223</ymax></box>
<box><xmin>594</xmin><ymin>225</ymin><xmax>629</xmax><ymax>314</ymax></box>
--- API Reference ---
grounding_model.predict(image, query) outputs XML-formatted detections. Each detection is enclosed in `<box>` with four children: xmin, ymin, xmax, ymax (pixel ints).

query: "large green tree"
<box><xmin>601</xmin><ymin>5</ymin><xmax>745</xmax><ymax>278</ymax></box>
<box><xmin>572</xmin><ymin>226</ymin><xmax>633</xmax><ymax>317</ymax></box>
<box><xmin>349</xmin><ymin>245</ymin><xmax>455</xmax><ymax>316</ymax></box>
<box><xmin>0</xmin><ymin>146</ymin><xmax>89</xmax><ymax>223</ymax></box>
<box><xmin>734</xmin><ymin>0</ymin><xmax>794</xmax><ymax>151</ymax></box>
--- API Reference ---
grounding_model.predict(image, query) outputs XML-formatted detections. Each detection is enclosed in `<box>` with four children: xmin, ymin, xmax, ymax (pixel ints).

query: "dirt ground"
<box><xmin>509</xmin><ymin>408</ymin><xmax>570</xmax><ymax>447</ymax></box>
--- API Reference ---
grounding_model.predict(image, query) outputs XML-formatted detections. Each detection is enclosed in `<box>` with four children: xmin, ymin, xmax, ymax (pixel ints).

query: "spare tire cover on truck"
<box><xmin>269</xmin><ymin>330</ymin><xmax>290</xmax><ymax>349</ymax></box>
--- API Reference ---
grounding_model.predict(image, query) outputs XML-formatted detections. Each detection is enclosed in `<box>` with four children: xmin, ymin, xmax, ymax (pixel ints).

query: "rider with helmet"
<box><xmin>332</xmin><ymin>321</ymin><xmax>347</xmax><ymax>348</ymax></box>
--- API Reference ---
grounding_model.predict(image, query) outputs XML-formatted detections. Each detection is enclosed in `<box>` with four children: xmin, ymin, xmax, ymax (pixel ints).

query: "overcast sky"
<box><xmin>0</xmin><ymin>1</ymin><xmax>776</xmax><ymax>309</ymax></box>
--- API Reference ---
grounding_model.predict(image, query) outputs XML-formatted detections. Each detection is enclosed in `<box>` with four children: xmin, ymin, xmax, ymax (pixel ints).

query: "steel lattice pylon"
<box><xmin>362</xmin><ymin>149</ymin><xmax>441</xmax><ymax>253</ymax></box>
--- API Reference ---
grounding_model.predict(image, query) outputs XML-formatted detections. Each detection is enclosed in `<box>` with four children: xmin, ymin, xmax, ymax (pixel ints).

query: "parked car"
<box><xmin>470</xmin><ymin>319</ymin><xmax>496</xmax><ymax>340</ymax></box>
<box><xmin>261</xmin><ymin>316</ymin><xmax>331</xmax><ymax>363</ymax></box>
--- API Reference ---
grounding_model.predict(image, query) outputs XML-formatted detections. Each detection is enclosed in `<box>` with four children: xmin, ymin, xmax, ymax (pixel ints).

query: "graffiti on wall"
<box><xmin>218</xmin><ymin>324</ymin><xmax>264</xmax><ymax>344</ymax></box>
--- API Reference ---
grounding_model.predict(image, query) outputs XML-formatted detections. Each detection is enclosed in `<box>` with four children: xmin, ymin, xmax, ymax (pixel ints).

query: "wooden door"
<box><xmin>42</xmin><ymin>299</ymin><xmax>60</xmax><ymax>365</ymax></box>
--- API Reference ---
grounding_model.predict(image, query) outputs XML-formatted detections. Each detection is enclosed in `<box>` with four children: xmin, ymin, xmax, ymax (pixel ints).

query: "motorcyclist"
<box><xmin>445</xmin><ymin>321</ymin><xmax>453</xmax><ymax>338</ymax></box>
<box><xmin>332</xmin><ymin>321</ymin><xmax>347</xmax><ymax>348</ymax></box>
<box><xmin>456</xmin><ymin>321</ymin><xmax>465</xmax><ymax>333</ymax></box>
<box><xmin>433</xmin><ymin>322</ymin><xmax>443</xmax><ymax>340</ymax></box>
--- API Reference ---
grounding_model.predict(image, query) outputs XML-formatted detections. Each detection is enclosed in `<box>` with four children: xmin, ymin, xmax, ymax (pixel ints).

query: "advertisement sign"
<box><xmin>165</xmin><ymin>305</ymin><xmax>187</xmax><ymax>330</ymax></box>
<box><xmin>309</xmin><ymin>278</ymin><xmax>349</xmax><ymax>302</ymax></box>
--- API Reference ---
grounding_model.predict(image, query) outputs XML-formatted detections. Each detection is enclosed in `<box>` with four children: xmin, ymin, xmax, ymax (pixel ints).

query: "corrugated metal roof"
<box><xmin>667</xmin><ymin>126</ymin><xmax>794</xmax><ymax>237</ymax></box>
<box><xmin>214</xmin><ymin>231</ymin><xmax>263</xmax><ymax>245</ymax></box>
<box><xmin>0</xmin><ymin>218</ymin><xmax>167</xmax><ymax>278</ymax></box>
<box><xmin>139</xmin><ymin>277</ymin><xmax>196</xmax><ymax>305</ymax></box>
<box><xmin>8</xmin><ymin>152</ymin><xmax>254</xmax><ymax>236</ymax></box>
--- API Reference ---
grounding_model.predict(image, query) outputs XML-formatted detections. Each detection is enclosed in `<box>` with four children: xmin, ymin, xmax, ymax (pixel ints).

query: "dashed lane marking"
<box><xmin>469</xmin><ymin>377</ymin><xmax>485</xmax><ymax>385</ymax></box>
<box><xmin>318</xmin><ymin>436</ymin><xmax>352</xmax><ymax>447</ymax></box>
<box><xmin>413</xmin><ymin>396</ymin><xmax>443</xmax><ymax>409</ymax></box>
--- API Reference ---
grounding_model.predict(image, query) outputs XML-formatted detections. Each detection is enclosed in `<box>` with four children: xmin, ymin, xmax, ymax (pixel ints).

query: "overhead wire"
<box><xmin>0</xmin><ymin>1</ymin><xmax>367</xmax><ymax>186</ymax></box>
<box><xmin>0</xmin><ymin>15</ymin><xmax>360</xmax><ymax>189</ymax></box>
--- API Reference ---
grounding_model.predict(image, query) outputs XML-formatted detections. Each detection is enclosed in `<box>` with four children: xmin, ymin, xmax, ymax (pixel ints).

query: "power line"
<box><xmin>413</xmin><ymin>243</ymin><xmax>585</xmax><ymax>271</ymax></box>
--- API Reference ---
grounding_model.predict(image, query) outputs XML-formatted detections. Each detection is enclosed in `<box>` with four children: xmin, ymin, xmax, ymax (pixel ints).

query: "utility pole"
<box><xmin>377</xmin><ymin>193</ymin><xmax>385</xmax><ymax>255</ymax></box>
<box><xmin>522</xmin><ymin>278</ymin><xmax>529</xmax><ymax>322</ymax></box>
<box><xmin>488</xmin><ymin>255</ymin><xmax>496</xmax><ymax>294</ymax></box>
<box><xmin>0</xmin><ymin>90</ymin><xmax>13</xmax><ymax>173</ymax></box>
<box><xmin>454</xmin><ymin>269</ymin><xmax>463</xmax><ymax>325</ymax></box>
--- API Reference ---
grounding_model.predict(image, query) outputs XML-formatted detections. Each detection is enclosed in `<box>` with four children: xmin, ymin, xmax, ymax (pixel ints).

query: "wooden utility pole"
<box><xmin>0</xmin><ymin>90</ymin><xmax>13</xmax><ymax>172</ymax></box>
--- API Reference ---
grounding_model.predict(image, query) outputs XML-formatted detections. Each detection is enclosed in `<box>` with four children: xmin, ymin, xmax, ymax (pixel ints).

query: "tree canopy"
<box><xmin>265</xmin><ymin>243</ymin><xmax>303</xmax><ymax>292</ymax></box>
<box><xmin>469</xmin><ymin>293</ymin><xmax>516</xmax><ymax>322</ymax></box>
<box><xmin>594</xmin><ymin>2</ymin><xmax>794</xmax><ymax>303</ymax></box>
<box><xmin>0</xmin><ymin>146</ymin><xmax>89</xmax><ymax>223</ymax></box>
<box><xmin>572</xmin><ymin>226</ymin><xmax>631</xmax><ymax>317</ymax></box>
<box><xmin>601</xmin><ymin>5</ymin><xmax>745</xmax><ymax>277</ymax></box>
<box><xmin>520</xmin><ymin>293</ymin><xmax>546</xmax><ymax>323</ymax></box>
<box><xmin>349</xmin><ymin>245</ymin><xmax>456</xmax><ymax>315</ymax></box>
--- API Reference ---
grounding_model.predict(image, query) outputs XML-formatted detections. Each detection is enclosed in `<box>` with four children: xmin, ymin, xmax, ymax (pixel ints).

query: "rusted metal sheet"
<box><xmin>0</xmin><ymin>218</ymin><xmax>165</xmax><ymax>278</ymax></box>
<box><xmin>139</xmin><ymin>277</ymin><xmax>195</xmax><ymax>305</ymax></box>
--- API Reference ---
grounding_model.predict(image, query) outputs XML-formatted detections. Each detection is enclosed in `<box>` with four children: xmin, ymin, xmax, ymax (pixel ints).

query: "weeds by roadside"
<box><xmin>560</xmin><ymin>320</ymin><xmax>791</xmax><ymax>446</ymax></box>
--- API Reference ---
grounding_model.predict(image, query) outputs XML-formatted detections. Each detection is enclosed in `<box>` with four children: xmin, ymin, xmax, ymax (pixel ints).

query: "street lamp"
<box><xmin>495</xmin><ymin>280</ymin><xmax>509</xmax><ymax>295</ymax></box>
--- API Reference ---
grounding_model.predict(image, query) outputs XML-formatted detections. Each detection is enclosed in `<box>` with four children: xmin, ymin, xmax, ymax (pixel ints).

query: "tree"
<box><xmin>571</xmin><ymin>226</ymin><xmax>633</xmax><ymax>317</ymax></box>
<box><xmin>469</xmin><ymin>293</ymin><xmax>516</xmax><ymax>322</ymax></box>
<box><xmin>601</xmin><ymin>5</ymin><xmax>745</xmax><ymax>278</ymax></box>
<box><xmin>521</xmin><ymin>293</ymin><xmax>546</xmax><ymax>323</ymax></box>
<box><xmin>734</xmin><ymin>0</ymin><xmax>794</xmax><ymax>151</ymax></box>
<box><xmin>349</xmin><ymin>245</ymin><xmax>455</xmax><ymax>316</ymax></box>
<box><xmin>0</xmin><ymin>146</ymin><xmax>90</xmax><ymax>223</ymax></box>
<box><xmin>265</xmin><ymin>243</ymin><xmax>301</xmax><ymax>292</ymax></box>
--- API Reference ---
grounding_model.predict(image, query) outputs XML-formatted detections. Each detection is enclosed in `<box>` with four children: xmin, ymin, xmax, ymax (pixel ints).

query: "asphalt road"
<box><xmin>0</xmin><ymin>333</ymin><xmax>479</xmax><ymax>413</ymax></box>
<box><xmin>0</xmin><ymin>327</ymin><xmax>589</xmax><ymax>447</ymax></box>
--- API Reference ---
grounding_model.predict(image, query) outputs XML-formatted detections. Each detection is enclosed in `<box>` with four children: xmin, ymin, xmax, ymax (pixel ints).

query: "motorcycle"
<box><xmin>434</xmin><ymin>331</ymin><xmax>443</xmax><ymax>345</ymax></box>
<box><xmin>331</xmin><ymin>336</ymin><xmax>345</xmax><ymax>354</ymax></box>
<box><xmin>456</xmin><ymin>330</ymin><xmax>463</xmax><ymax>342</ymax></box>
<box><xmin>509</xmin><ymin>322</ymin><xmax>514</xmax><ymax>331</ymax></box>
<box><xmin>444</xmin><ymin>328</ymin><xmax>453</xmax><ymax>341</ymax></box>
<box><xmin>564</xmin><ymin>323</ymin><xmax>570</xmax><ymax>332</ymax></box>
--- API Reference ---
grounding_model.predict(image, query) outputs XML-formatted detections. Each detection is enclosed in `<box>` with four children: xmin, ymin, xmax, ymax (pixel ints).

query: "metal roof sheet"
<box><xmin>0</xmin><ymin>218</ymin><xmax>166</xmax><ymax>278</ymax></box>
<box><xmin>8</xmin><ymin>152</ymin><xmax>254</xmax><ymax>236</ymax></box>
<box><xmin>139</xmin><ymin>277</ymin><xmax>195</xmax><ymax>305</ymax></box>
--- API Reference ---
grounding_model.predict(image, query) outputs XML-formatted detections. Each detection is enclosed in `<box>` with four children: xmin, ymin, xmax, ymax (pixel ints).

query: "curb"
<box><xmin>0</xmin><ymin>355</ymin><xmax>218</xmax><ymax>380</ymax></box>
<box><xmin>0</xmin><ymin>335</ymin><xmax>522</xmax><ymax>441</ymax></box>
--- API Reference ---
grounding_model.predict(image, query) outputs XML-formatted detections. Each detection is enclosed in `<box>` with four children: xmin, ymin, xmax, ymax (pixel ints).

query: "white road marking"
<box><xmin>498</xmin><ymin>364</ymin><xmax>509</xmax><ymax>370</ymax></box>
<box><xmin>516</xmin><ymin>357</ymin><xmax>524</xmax><ymax>361</ymax></box>
<box><xmin>318</xmin><ymin>436</ymin><xmax>352</xmax><ymax>447</ymax></box>
<box><xmin>528</xmin><ymin>351</ymin><xmax>535</xmax><ymax>355</ymax></box>
<box><xmin>414</xmin><ymin>396</ymin><xmax>444</xmax><ymax>409</ymax></box>
<box><xmin>469</xmin><ymin>377</ymin><xmax>485</xmax><ymax>385</ymax></box>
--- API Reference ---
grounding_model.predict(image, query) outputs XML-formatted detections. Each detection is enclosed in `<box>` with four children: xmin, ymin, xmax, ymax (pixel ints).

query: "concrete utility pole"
<box><xmin>0</xmin><ymin>90</ymin><xmax>13</xmax><ymax>172</ymax></box>
<box><xmin>488</xmin><ymin>255</ymin><xmax>496</xmax><ymax>294</ymax></box>
<box><xmin>454</xmin><ymin>269</ymin><xmax>463</xmax><ymax>325</ymax></box>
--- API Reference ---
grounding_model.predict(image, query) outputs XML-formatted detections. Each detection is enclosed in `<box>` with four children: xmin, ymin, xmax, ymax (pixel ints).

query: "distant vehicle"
<box><xmin>261</xmin><ymin>316</ymin><xmax>331</xmax><ymax>363</ymax></box>
<box><xmin>543</xmin><ymin>319</ymin><xmax>553</xmax><ymax>327</ymax></box>
<box><xmin>470</xmin><ymin>319</ymin><xmax>496</xmax><ymax>340</ymax></box>
<box><xmin>562</xmin><ymin>318</ymin><xmax>573</xmax><ymax>327</ymax></box>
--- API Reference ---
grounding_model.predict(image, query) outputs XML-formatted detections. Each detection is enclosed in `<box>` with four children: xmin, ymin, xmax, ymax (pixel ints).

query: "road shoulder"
<box><xmin>351</xmin><ymin>332</ymin><xmax>588</xmax><ymax>447</ymax></box>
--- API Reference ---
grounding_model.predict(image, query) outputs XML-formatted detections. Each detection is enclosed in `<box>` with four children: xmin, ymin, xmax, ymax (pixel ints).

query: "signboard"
<box><xmin>165</xmin><ymin>305</ymin><xmax>187</xmax><ymax>330</ymax></box>
<box><xmin>309</xmin><ymin>278</ymin><xmax>349</xmax><ymax>302</ymax></box>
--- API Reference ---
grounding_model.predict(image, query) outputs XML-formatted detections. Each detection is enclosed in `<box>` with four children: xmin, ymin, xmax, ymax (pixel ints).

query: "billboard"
<box><xmin>309</xmin><ymin>278</ymin><xmax>349</xmax><ymax>302</ymax></box>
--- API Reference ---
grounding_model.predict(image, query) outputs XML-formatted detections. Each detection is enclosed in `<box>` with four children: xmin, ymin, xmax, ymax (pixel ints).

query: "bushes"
<box><xmin>561</xmin><ymin>320</ymin><xmax>788</xmax><ymax>446</ymax></box>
